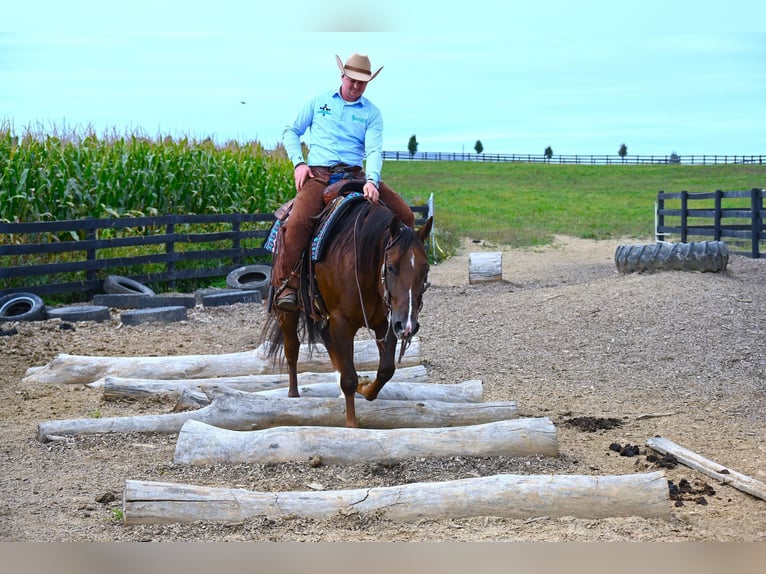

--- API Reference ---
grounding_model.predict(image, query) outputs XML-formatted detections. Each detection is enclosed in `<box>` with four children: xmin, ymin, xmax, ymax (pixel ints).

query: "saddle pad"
<box><xmin>311</xmin><ymin>192</ymin><xmax>365</xmax><ymax>261</ymax></box>
<box><xmin>263</xmin><ymin>219</ymin><xmax>281</xmax><ymax>253</ymax></box>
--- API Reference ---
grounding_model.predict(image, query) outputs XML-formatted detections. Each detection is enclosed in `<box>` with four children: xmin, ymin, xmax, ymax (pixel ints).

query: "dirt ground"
<box><xmin>1</xmin><ymin>235</ymin><xmax>765</xmax><ymax>541</ymax></box>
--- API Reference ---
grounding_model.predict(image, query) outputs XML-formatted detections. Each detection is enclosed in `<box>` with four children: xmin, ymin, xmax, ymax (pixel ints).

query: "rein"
<box><xmin>352</xmin><ymin>207</ymin><xmax>390</xmax><ymax>344</ymax></box>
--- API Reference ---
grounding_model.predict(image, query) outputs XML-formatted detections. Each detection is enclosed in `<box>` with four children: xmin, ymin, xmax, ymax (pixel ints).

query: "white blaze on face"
<box><xmin>405</xmin><ymin>251</ymin><xmax>416</xmax><ymax>335</ymax></box>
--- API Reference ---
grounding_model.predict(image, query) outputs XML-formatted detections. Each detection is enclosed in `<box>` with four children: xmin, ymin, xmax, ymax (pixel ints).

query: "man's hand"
<box><xmin>363</xmin><ymin>180</ymin><xmax>379</xmax><ymax>202</ymax></box>
<box><xmin>294</xmin><ymin>164</ymin><xmax>313</xmax><ymax>192</ymax></box>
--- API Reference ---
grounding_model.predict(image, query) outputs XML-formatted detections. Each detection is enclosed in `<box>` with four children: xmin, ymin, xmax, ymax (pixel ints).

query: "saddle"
<box><xmin>264</xmin><ymin>179</ymin><xmax>367</xmax><ymax>318</ymax></box>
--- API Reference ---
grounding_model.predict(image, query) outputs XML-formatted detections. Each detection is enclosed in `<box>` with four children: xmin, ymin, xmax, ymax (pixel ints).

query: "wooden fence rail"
<box><xmin>384</xmin><ymin>151</ymin><xmax>765</xmax><ymax>165</ymax></box>
<box><xmin>655</xmin><ymin>188</ymin><xmax>766</xmax><ymax>258</ymax></box>
<box><xmin>0</xmin><ymin>204</ymin><xmax>432</xmax><ymax>298</ymax></box>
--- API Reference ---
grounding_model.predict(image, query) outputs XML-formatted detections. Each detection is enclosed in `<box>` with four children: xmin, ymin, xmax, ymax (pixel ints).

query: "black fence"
<box><xmin>384</xmin><ymin>151</ymin><xmax>765</xmax><ymax>165</ymax></box>
<box><xmin>655</xmin><ymin>188</ymin><xmax>766</xmax><ymax>258</ymax></box>
<box><xmin>0</xmin><ymin>204</ymin><xmax>432</xmax><ymax>298</ymax></box>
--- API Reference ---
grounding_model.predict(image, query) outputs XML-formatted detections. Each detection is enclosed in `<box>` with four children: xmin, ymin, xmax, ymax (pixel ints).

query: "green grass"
<box><xmin>384</xmin><ymin>161</ymin><xmax>766</xmax><ymax>248</ymax></box>
<box><xmin>2</xmin><ymin>124</ymin><xmax>764</xmax><ymax>267</ymax></box>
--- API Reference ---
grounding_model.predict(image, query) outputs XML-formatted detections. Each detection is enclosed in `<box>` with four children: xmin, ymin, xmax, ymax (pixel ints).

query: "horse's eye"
<box><xmin>386</xmin><ymin>265</ymin><xmax>398</xmax><ymax>277</ymax></box>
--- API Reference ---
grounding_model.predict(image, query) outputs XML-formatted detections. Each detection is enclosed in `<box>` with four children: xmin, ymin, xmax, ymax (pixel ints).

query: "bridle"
<box><xmin>353</xmin><ymin>212</ymin><xmax>429</xmax><ymax>361</ymax></box>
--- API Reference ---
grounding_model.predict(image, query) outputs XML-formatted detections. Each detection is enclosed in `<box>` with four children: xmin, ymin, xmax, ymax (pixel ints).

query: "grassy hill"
<box><xmin>383</xmin><ymin>161</ymin><xmax>766</xmax><ymax>248</ymax></box>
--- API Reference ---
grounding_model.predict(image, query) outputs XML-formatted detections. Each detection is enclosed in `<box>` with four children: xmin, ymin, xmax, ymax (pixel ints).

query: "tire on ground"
<box><xmin>120</xmin><ymin>306</ymin><xmax>188</xmax><ymax>325</ymax></box>
<box><xmin>103</xmin><ymin>275</ymin><xmax>156</xmax><ymax>296</ymax></box>
<box><xmin>226</xmin><ymin>264</ymin><xmax>271</xmax><ymax>295</ymax></box>
<box><xmin>45</xmin><ymin>305</ymin><xmax>112</xmax><ymax>322</ymax></box>
<box><xmin>0</xmin><ymin>293</ymin><xmax>46</xmax><ymax>322</ymax></box>
<box><xmin>614</xmin><ymin>241</ymin><xmax>729</xmax><ymax>274</ymax></box>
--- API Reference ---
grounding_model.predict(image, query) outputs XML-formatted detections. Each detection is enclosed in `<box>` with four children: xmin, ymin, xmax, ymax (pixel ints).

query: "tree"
<box><xmin>618</xmin><ymin>143</ymin><xmax>628</xmax><ymax>160</ymax></box>
<box><xmin>544</xmin><ymin>146</ymin><xmax>553</xmax><ymax>160</ymax></box>
<box><xmin>407</xmin><ymin>135</ymin><xmax>418</xmax><ymax>158</ymax></box>
<box><xmin>474</xmin><ymin>140</ymin><xmax>483</xmax><ymax>154</ymax></box>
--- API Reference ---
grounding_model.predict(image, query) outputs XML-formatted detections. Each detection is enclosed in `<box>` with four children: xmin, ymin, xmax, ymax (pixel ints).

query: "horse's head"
<box><xmin>381</xmin><ymin>215</ymin><xmax>433</xmax><ymax>341</ymax></box>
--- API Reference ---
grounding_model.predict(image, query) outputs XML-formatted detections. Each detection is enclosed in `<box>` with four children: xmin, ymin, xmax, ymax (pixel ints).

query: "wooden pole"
<box><xmin>97</xmin><ymin>366</ymin><xmax>456</xmax><ymax>401</ymax></box>
<box><xmin>23</xmin><ymin>338</ymin><xmax>420</xmax><ymax>385</ymax></box>
<box><xmin>174</xmin><ymin>418</ymin><xmax>557</xmax><ymax>466</ymax></box>
<box><xmin>170</xmin><ymin>379</ymin><xmax>483</xmax><ymax>410</ymax></box>
<box><xmin>123</xmin><ymin>471</ymin><xmax>670</xmax><ymax>524</ymax></box>
<box><xmin>91</xmin><ymin>364</ymin><xmax>429</xmax><ymax>389</ymax></box>
<box><xmin>37</xmin><ymin>387</ymin><xmax>518</xmax><ymax>441</ymax></box>
<box><xmin>646</xmin><ymin>436</ymin><xmax>766</xmax><ymax>501</ymax></box>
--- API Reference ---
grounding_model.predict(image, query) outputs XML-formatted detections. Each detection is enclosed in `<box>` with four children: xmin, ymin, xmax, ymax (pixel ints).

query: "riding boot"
<box><xmin>274</xmin><ymin>177</ymin><xmax>327</xmax><ymax>309</ymax></box>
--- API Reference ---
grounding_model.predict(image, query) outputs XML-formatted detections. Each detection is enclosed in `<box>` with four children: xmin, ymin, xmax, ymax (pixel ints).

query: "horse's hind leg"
<box><xmin>278</xmin><ymin>310</ymin><xmax>301</xmax><ymax>398</ymax></box>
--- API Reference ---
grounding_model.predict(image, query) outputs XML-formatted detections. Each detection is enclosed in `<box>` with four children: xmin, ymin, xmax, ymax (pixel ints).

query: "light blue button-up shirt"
<box><xmin>283</xmin><ymin>87</ymin><xmax>384</xmax><ymax>185</ymax></box>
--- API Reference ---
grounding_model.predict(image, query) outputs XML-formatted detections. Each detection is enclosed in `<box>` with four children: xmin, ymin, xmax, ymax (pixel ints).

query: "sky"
<box><xmin>2</xmin><ymin>1</ymin><xmax>765</xmax><ymax>157</ymax></box>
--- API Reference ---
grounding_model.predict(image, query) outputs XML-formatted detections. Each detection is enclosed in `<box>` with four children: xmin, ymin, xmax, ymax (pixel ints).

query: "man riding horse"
<box><xmin>274</xmin><ymin>52</ymin><xmax>415</xmax><ymax>311</ymax></box>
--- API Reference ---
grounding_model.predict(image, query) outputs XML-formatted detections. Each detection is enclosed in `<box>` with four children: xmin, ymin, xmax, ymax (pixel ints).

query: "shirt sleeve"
<box><xmin>363</xmin><ymin>105</ymin><xmax>384</xmax><ymax>184</ymax></box>
<box><xmin>283</xmin><ymin>97</ymin><xmax>314</xmax><ymax>167</ymax></box>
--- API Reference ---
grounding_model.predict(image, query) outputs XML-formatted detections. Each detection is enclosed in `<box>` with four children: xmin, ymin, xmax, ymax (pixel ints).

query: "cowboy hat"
<box><xmin>335</xmin><ymin>53</ymin><xmax>383</xmax><ymax>82</ymax></box>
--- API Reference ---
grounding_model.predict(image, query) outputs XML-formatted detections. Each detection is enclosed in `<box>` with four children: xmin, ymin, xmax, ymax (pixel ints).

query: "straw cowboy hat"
<box><xmin>335</xmin><ymin>53</ymin><xmax>383</xmax><ymax>82</ymax></box>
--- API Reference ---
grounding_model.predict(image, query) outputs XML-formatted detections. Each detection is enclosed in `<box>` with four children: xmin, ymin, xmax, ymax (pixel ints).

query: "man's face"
<box><xmin>341</xmin><ymin>74</ymin><xmax>368</xmax><ymax>101</ymax></box>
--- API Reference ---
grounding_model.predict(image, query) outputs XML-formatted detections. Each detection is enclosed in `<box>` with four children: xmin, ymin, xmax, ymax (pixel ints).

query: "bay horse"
<box><xmin>263</xmin><ymin>185</ymin><xmax>433</xmax><ymax>428</ymax></box>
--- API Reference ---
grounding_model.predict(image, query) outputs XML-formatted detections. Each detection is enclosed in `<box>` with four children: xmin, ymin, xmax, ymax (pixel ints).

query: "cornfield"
<box><xmin>0</xmin><ymin>125</ymin><xmax>295</xmax><ymax>223</ymax></box>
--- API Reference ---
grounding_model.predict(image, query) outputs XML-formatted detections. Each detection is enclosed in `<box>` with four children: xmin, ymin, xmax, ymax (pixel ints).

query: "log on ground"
<box><xmin>91</xmin><ymin>364</ymin><xmax>429</xmax><ymax>390</ymax></box>
<box><xmin>123</xmin><ymin>470</ymin><xmax>670</xmax><ymax>524</ymax></box>
<box><xmin>37</xmin><ymin>387</ymin><xmax>518</xmax><ymax>441</ymax></box>
<box><xmin>469</xmin><ymin>251</ymin><xmax>503</xmax><ymax>284</ymax></box>
<box><xmin>96</xmin><ymin>365</ymin><xmax>438</xmax><ymax>400</ymax></box>
<box><xmin>174</xmin><ymin>417</ymin><xmax>556</xmax><ymax>465</ymax></box>
<box><xmin>23</xmin><ymin>338</ymin><xmax>420</xmax><ymax>385</ymax></box>
<box><xmin>170</xmin><ymin>379</ymin><xmax>482</xmax><ymax>410</ymax></box>
<box><xmin>646</xmin><ymin>436</ymin><xmax>766</xmax><ymax>502</ymax></box>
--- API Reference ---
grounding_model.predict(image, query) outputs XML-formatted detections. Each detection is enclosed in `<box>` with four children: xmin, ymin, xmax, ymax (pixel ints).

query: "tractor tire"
<box><xmin>614</xmin><ymin>241</ymin><xmax>729</xmax><ymax>274</ymax></box>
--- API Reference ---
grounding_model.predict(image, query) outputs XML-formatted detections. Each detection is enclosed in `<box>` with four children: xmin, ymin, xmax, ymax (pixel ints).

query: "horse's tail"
<box><xmin>258</xmin><ymin>293</ymin><xmax>323</xmax><ymax>366</ymax></box>
<box><xmin>259</xmin><ymin>312</ymin><xmax>285</xmax><ymax>363</ymax></box>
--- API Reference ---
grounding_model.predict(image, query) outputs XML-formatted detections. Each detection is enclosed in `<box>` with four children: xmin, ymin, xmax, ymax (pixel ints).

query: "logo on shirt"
<box><xmin>318</xmin><ymin>104</ymin><xmax>332</xmax><ymax>116</ymax></box>
<box><xmin>351</xmin><ymin>114</ymin><xmax>365</xmax><ymax>123</ymax></box>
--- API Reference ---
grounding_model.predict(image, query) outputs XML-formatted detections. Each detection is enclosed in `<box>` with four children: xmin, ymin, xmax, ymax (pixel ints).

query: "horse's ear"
<box><xmin>389</xmin><ymin>215</ymin><xmax>402</xmax><ymax>239</ymax></box>
<box><xmin>418</xmin><ymin>216</ymin><xmax>433</xmax><ymax>242</ymax></box>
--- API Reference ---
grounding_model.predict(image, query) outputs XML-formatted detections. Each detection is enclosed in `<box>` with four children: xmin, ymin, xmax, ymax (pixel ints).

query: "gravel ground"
<box><xmin>1</xmin><ymin>235</ymin><xmax>765</xmax><ymax>541</ymax></box>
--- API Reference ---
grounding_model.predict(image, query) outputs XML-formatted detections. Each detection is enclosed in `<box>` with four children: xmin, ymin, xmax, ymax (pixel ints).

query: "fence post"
<box><xmin>656</xmin><ymin>192</ymin><xmax>665</xmax><ymax>242</ymax></box>
<box><xmin>751</xmin><ymin>188</ymin><xmax>763</xmax><ymax>258</ymax></box>
<box><xmin>232</xmin><ymin>219</ymin><xmax>242</xmax><ymax>266</ymax></box>
<box><xmin>165</xmin><ymin>220</ymin><xmax>176</xmax><ymax>289</ymax></box>
<box><xmin>680</xmin><ymin>190</ymin><xmax>688</xmax><ymax>243</ymax></box>
<box><xmin>714</xmin><ymin>190</ymin><xmax>723</xmax><ymax>241</ymax></box>
<box><xmin>85</xmin><ymin>222</ymin><xmax>97</xmax><ymax>284</ymax></box>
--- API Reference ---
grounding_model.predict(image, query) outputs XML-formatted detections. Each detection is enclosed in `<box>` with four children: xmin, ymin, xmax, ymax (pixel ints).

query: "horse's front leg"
<box><xmin>357</xmin><ymin>329</ymin><xmax>397</xmax><ymax>401</ymax></box>
<box><xmin>321</xmin><ymin>322</ymin><xmax>360</xmax><ymax>428</ymax></box>
<box><xmin>278</xmin><ymin>310</ymin><xmax>301</xmax><ymax>398</ymax></box>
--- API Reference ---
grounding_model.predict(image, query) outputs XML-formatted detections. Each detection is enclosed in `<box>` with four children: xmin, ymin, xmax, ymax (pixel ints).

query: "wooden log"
<box><xmin>123</xmin><ymin>470</ymin><xmax>670</xmax><ymax>524</ymax></box>
<box><xmin>171</xmin><ymin>379</ymin><xmax>482</xmax><ymax>410</ymax></box>
<box><xmin>174</xmin><ymin>418</ymin><xmax>557</xmax><ymax>466</ymax></box>
<box><xmin>23</xmin><ymin>338</ymin><xmax>420</xmax><ymax>385</ymax></box>
<box><xmin>37</xmin><ymin>387</ymin><xmax>518</xmax><ymax>441</ymax></box>
<box><xmin>95</xmin><ymin>364</ymin><xmax>433</xmax><ymax>400</ymax></box>
<box><xmin>469</xmin><ymin>251</ymin><xmax>502</xmax><ymax>284</ymax></box>
<box><xmin>646</xmin><ymin>436</ymin><xmax>766</xmax><ymax>502</ymax></box>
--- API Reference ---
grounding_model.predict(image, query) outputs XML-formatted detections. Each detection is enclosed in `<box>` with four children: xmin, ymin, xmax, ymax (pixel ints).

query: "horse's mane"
<box><xmin>333</xmin><ymin>199</ymin><xmax>421</xmax><ymax>280</ymax></box>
